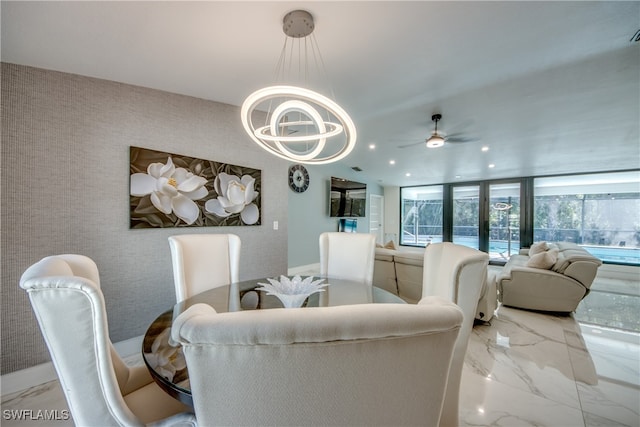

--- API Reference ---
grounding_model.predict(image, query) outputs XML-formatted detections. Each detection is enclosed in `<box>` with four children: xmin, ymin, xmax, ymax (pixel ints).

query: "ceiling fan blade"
<box><xmin>443</xmin><ymin>132</ymin><xmax>467</xmax><ymax>139</ymax></box>
<box><xmin>446</xmin><ymin>136</ymin><xmax>480</xmax><ymax>144</ymax></box>
<box><xmin>398</xmin><ymin>141</ymin><xmax>425</xmax><ymax>149</ymax></box>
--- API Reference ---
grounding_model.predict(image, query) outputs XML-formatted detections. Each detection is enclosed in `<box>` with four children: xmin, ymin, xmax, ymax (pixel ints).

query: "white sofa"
<box><xmin>373</xmin><ymin>247</ymin><xmax>424</xmax><ymax>303</ymax></box>
<box><xmin>497</xmin><ymin>241</ymin><xmax>602</xmax><ymax>312</ymax></box>
<box><xmin>373</xmin><ymin>246</ymin><xmax>497</xmax><ymax>321</ymax></box>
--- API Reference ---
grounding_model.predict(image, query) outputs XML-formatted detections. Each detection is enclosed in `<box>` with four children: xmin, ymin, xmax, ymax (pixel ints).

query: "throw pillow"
<box><xmin>383</xmin><ymin>240</ymin><xmax>396</xmax><ymax>250</ymax></box>
<box><xmin>526</xmin><ymin>249</ymin><xmax>558</xmax><ymax>269</ymax></box>
<box><xmin>529</xmin><ymin>241</ymin><xmax>549</xmax><ymax>256</ymax></box>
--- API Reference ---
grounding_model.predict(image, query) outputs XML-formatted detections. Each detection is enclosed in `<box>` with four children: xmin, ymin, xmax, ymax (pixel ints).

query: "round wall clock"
<box><xmin>288</xmin><ymin>164</ymin><xmax>310</xmax><ymax>193</ymax></box>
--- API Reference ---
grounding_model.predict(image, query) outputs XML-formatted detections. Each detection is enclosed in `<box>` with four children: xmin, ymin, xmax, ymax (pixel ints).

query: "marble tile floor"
<box><xmin>3</xmin><ymin>284</ymin><xmax>639</xmax><ymax>426</ymax></box>
<box><xmin>461</xmin><ymin>306</ymin><xmax>639</xmax><ymax>426</ymax></box>
<box><xmin>1</xmin><ymin>354</ymin><xmax>144</xmax><ymax>427</ymax></box>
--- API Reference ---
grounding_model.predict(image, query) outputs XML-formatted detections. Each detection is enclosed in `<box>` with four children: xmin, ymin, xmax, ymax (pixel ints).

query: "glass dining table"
<box><xmin>142</xmin><ymin>276</ymin><xmax>405</xmax><ymax>406</ymax></box>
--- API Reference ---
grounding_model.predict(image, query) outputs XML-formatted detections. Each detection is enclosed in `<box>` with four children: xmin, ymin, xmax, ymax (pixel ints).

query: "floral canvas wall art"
<box><xmin>129</xmin><ymin>146</ymin><xmax>261</xmax><ymax>228</ymax></box>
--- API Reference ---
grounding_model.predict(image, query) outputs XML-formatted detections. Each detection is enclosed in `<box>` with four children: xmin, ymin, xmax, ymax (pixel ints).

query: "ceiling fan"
<box><xmin>398</xmin><ymin>114</ymin><xmax>479</xmax><ymax>149</ymax></box>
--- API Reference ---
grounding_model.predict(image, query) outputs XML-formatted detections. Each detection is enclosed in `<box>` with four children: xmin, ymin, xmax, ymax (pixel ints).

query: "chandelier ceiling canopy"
<box><xmin>240</xmin><ymin>10</ymin><xmax>357</xmax><ymax>165</ymax></box>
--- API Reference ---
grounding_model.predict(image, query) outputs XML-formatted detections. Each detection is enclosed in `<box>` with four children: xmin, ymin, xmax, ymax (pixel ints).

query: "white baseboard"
<box><xmin>288</xmin><ymin>263</ymin><xmax>321</xmax><ymax>275</ymax></box>
<box><xmin>1</xmin><ymin>335</ymin><xmax>143</xmax><ymax>396</ymax></box>
<box><xmin>114</xmin><ymin>335</ymin><xmax>144</xmax><ymax>360</ymax></box>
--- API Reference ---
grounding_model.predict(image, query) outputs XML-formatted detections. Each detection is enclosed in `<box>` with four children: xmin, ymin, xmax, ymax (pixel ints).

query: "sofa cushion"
<box><xmin>552</xmin><ymin>248</ymin><xmax>600</xmax><ymax>274</ymax></box>
<box><xmin>394</xmin><ymin>251</ymin><xmax>425</xmax><ymax>304</ymax></box>
<box><xmin>374</xmin><ymin>248</ymin><xmax>395</xmax><ymax>262</ymax></box>
<box><xmin>526</xmin><ymin>249</ymin><xmax>558</xmax><ymax>269</ymax></box>
<box><xmin>555</xmin><ymin>242</ymin><xmax>580</xmax><ymax>252</ymax></box>
<box><xmin>376</xmin><ymin>240</ymin><xmax>397</xmax><ymax>250</ymax></box>
<box><xmin>529</xmin><ymin>241</ymin><xmax>549</xmax><ymax>256</ymax></box>
<box><xmin>547</xmin><ymin>242</ymin><xmax>559</xmax><ymax>251</ymax></box>
<box><xmin>394</xmin><ymin>251</ymin><xmax>424</xmax><ymax>267</ymax></box>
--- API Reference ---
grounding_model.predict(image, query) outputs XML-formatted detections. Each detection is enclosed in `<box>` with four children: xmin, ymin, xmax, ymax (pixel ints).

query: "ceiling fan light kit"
<box><xmin>398</xmin><ymin>113</ymin><xmax>477</xmax><ymax>150</ymax></box>
<box><xmin>426</xmin><ymin>135</ymin><xmax>445</xmax><ymax>148</ymax></box>
<box><xmin>426</xmin><ymin>114</ymin><xmax>445</xmax><ymax>148</ymax></box>
<box><xmin>240</xmin><ymin>10</ymin><xmax>357</xmax><ymax>165</ymax></box>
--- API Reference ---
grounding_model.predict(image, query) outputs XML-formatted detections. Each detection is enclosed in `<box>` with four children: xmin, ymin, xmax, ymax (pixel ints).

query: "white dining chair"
<box><xmin>172</xmin><ymin>298</ymin><xmax>464</xmax><ymax>427</ymax></box>
<box><xmin>421</xmin><ymin>242</ymin><xmax>490</xmax><ymax>427</ymax></box>
<box><xmin>168</xmin><ymin>233</ymin><xmax>241</xmax><ymax>302</ymax></box>
<box><xmin>319</xmin><ymin>231</ymin><xmax>376</xmax><ymax>285</ymax></box>
<box><xmin>19</xmin><ymin>254</ymin><xmax>195</xmax><ymax>427</ymax></box>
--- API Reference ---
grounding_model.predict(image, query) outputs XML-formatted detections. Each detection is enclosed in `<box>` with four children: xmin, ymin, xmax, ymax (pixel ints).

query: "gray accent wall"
<box><xmin>1</xmin><ymin>63</ymin><xmax>289</xmax><ymax>374</ymax></box>
<box><xmin>288</xmin><ymin>164</ymin><xmax>383</xmax><ymax>268</ymax></box>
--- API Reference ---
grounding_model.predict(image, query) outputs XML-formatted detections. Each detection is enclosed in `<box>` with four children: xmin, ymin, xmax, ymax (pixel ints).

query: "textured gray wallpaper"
<box><xmin>1</xmin><ymin>63</ymin><xmax>289</xmax><ymax>374</ymax></box>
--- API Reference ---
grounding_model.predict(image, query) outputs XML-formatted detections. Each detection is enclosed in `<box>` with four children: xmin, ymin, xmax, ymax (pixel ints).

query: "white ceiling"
<box><xmin>2</xmin><ymin>1</ymin><xmax>639</xmax><ymax>186</ymax></box>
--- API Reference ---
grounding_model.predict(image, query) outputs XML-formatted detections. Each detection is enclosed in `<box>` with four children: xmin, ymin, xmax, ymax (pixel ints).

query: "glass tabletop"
<box><xmin>142</xmin><ymin>276</ymin><xmax>405</xmax><ymax>406</ymax></box>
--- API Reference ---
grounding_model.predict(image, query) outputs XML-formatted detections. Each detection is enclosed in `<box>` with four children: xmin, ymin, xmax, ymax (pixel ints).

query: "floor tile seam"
<box><xmin>489</xmin><ymin>315</ymin><xmax>571</xmax><ymax>347</ymax></box>
<box><xmin>573</xmin><ymin>374</ymin><xmax>640</xmax><ymax>425</ymax></box>
<box><xmin>549</xmin><ymin>329</ymin><xmax>588</xmax><ymax>414</ymax></box>
<box><xmin>469</xmin><ymin>344</ymin><xmax>585</xmax><ymax>411</ymax></box>
<box><xmin>470</xmin><ymin>319</ymin><xmax>581</xmax><ymax>398</ymax></box>
<box><xmin>482</xmin><ymin>373</ymin><xmax>588</xmax><ymax>418</ymax></box>
<box><xmin>576</xmin><ymin>384</ymin><xmax>640</xmax><ymax>427</ymax></box>
<box><xmin>464</xmin><ymin>358</ymin><xmax>585</xmax><ymax>413</ymax></box>
<box><xmin>581</xmin><ymin>409</ymin><xmax>636</xmax><ymax>427</ymax></box>
<box><xmin>562</xmin><ymin>327</ymin><xmax>591</xmax><ymax>423</ymax></box>
<box><xmin>580</xmin><ymin>375</ymin><xmax>640</xmax><ymax>391</ymax></box>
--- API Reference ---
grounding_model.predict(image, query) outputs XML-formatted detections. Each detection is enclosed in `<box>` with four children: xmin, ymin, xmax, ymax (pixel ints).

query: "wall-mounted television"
<box><xmin>330</xmin><ymin>177</ymin><xmax>367</xmax><ymax>217</ymax></box>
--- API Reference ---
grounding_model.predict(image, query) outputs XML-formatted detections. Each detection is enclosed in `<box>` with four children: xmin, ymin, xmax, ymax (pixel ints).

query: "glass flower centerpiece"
<box><xmin>255</xmin><ymin>275</ymin><xmax>329</xmax><ymax>308</ymax></box>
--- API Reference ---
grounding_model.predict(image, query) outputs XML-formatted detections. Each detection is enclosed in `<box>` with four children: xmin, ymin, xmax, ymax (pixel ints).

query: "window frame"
<box><xmin>399</xmin><ymin>169</ymin><xmax>639</xmax><ymax>267</ymax></box>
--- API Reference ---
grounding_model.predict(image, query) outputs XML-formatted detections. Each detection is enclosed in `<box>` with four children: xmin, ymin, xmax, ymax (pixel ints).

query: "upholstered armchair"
<box><xmin>498</xmin><ymin>241</ymin><xmax>602</xmax><ymax>312</ymax></box>
<box><xmin>422</xmin><ymin>243</ymin><xmax>490</xmax><ymax>427</ymax></box>
<box><xmin>319</xmin><ymin>232</ymin><xmax>376</xmax><ymax>285</ymax></box>
<box><xmin>20</xmin><ymin>254</ymin><xmax>195</xmax><ymax>427</ymax></box>
<box><xmin>169</xmin><ymin>233</ymin><xmax>241</xmax><ymax>302</ymax></box>
<box><xmin>172</xmin><ymin>299</ymin><xmax>464</xmax><ymax>426</ymax></box>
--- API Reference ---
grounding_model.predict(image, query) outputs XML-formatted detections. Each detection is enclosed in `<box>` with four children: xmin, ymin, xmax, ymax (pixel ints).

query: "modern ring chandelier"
<box><xmin>241</xmin><ymin>10</ymin><xmax>357</xmax><ymax>164</ymax></box>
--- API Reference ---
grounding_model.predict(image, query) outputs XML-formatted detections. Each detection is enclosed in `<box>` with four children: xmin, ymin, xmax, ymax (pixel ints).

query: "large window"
<box><xmin>489</xmin><ymin>182</ymin><xmax>521</xmax><ymax>261</ymax></box>
<box><xmin>534</xmin><ymin>171</ymin><xmax>640</xmax><ymax>265</ymax></box>
<box><xmin>452</xmin><ymin>185</ymin><xmax>480</xmax><ymax>249</ymax></box>
<box><xmin>399</xmin><ymin>170</ymin><xmax>640</xmax><ymax>266</ymax></box>
<box><xmin>400</xmin><ymin>185</ymin><xmax>443</xmax><ymax>246</ymax></box>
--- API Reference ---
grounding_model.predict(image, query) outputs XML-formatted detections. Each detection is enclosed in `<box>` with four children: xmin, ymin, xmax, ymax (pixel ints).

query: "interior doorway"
<box><xmin>369</xmin><ymin>194</ymin><xmax>384</xmax><ymax>244</ymax></box>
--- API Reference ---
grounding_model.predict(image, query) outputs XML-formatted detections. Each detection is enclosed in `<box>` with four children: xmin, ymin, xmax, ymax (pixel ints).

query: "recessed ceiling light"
<box><xmin>389</xmin><ymin>160</ymin><xmax>396</xmax><ymax>165</ymax></box>
<box><xmin>488</xmin><ymin>164</ymin><xmax>495</xmax><ymax>168</ymax></box>
<box><xmin>405</xmin><ymin>172</ymin><xmax>411</xmax><ymax>177</ymax></box>
<box><xmin>481</xmin><ymin>146</ymin><xmax>489</xmax><ymax>152</ymax></box>
<box><xmin>369</xmin><ymin>144</ymin><xmax>376</xmax><ymax>150</ymax></box>
<box><xmin>455</xmin><ymin>175</ymin><xmax>462</xmax><ymax>179</ymax></box>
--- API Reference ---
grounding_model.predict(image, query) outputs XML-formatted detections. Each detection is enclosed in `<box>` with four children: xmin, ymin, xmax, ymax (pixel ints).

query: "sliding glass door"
<box><xmin>452</xmin><ymin>185</ymin><xmax>480</xmax><ymax>249</ymax></box>
<box><xmin>489</xmin><ymin>182</ymin><xmax>521</xmax><ymax>262</ymax></box>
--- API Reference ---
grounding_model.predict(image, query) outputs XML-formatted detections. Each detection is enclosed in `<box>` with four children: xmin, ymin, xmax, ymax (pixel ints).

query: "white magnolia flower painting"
<box><xmin>130</xmin><ymin>146</ymin><xmax>261</xmax><ymax>228</ymax></box>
